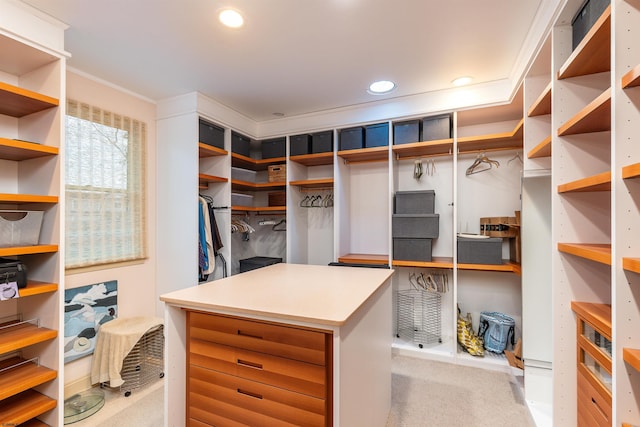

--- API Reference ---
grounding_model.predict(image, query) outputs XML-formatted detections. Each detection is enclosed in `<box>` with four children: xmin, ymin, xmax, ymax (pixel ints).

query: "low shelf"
<box><xmin>0</xmin><ymin>322</ymin><xmax>57</xmax><ymax>355</ymax></box>
<box><xmin>0</xmin><ymin>357</ymin><xmax>57</xmax><ymax>401</ymax></box>
<box><xmin>622</xmin><ymin>163</ymin><xmax>640</xmax><ymax>180</ymax></box>
<box><xmin>337</xmin><ymin>253</ymin><xmax>389</xmax><ymax>265</ymax></box>
<box><xmin>0</xmin><ymin>389</ymin><xmax>57</xmax><ymax>426</ymax></box>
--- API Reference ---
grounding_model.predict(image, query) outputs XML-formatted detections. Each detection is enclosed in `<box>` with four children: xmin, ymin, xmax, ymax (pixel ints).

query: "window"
<box><xmin>65</xmin><ymin>100</ymin><xmax>146</xmax><ymax>269</ymax></box>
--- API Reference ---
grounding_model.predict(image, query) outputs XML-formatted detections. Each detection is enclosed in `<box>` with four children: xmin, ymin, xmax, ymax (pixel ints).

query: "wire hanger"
<box><xmin>272</xmin><ymin>219</ymin><xmax>286</xmax><ymax>231</ymax></box>
<box><xmin>465</xmin><ymin>153</ymin><xmax>500</xmax><ymax>176</ymax></box>
<box><xmin>508</xmin><ymin>152</ymin><xmax>523</xmax><ymax>166</ymax></box>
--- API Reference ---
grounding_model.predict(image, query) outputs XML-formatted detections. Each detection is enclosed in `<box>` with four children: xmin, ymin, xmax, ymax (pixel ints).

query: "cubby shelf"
<box><xmin>289</xmin><ymin>178</ymin><xmax>334</xmax><ymax>189</ymax></box>
<box><xmin>198</xmin><ymin>143</ymin><xmax>227</xmax><ymax>158</ymax></box>
<box><xmin>392</xmin><ymin>138</ymin><xmax>453</xmax><ymax>159</ymax></box>
<box><xmin>0</xmin><ymin>389</ymin><xmax>56</xmax><ymax>426</ymax></box>
<box><xmin>457</xmin><ymin>118</ymin><xmax>523</xmax><ymax>153</ymax></box>
<box><xmin>231</xmin><ymin>153</ymin><xmax>286</xmax><ymax>171</ymax></box>
<box><xmin>527</xmin><ymin>82</ymin><xmax>552</xmax><ymax>117</ymax></box>
<box><xmin>622</xmin><ymin>163</ymin><xmax>640</xmax><ymax>180</ymax></box>
<box><xmin>557</xmin><ymin>171</ymin><xmax>611</xmax><ymax>193</ymax></box>
<box><xmin>622</xmin><ymin>64</ymin><xmax>640</xmax><ymax>89</ymax></box>
<box><xmin>527</xmin><ymin>135</ymin><xmax>552</xmax><ymax>159</ymax></box>
<box><xmin>0</xmin><ymin>245</ymin><xmax>58</xmax><ymax>257</ymax></box>
<box><xmin>0</xmin><ymin>357</ymin><xmax>57</xmax><ymax>401</ymax></box>
<box><xmin>558</xmin><ymin>243</ymin><xmax>612</xmax><ymax>266</ymax></box>
<box><xmin>0</xmin><ymin>138</ymin><xmax>58</xmax><ymax>160</ymax></box>
<box><xmin>391</xmin><ymin>257</ymin><xmax>521</xmax><ymax>274</ymax></box>
<box><xmin>557</xmin><ymin>88</ymin><xmax>611</xmax><ymax>136</ymax></box>
<box><xmin>623</xmin><ymin>348</ymin><xmax>640</xmax><ymax>373</ymax></box>
<box><xmin>198</xmin><ymin>173</ymin><xmax>227</xmax><ymax>187</ymax></box>
<box><xmin>289</xmin><ymin>152</ymin><xmax>333</xmax><ymax>167</ymax></box>
<box><xmin>231</xmin><ymin>179</ymin><xmax>286</xmax><ymax>192</ymax></box>
<box><xmin>0</xmin><ymin>193</ymin><xmax>58</xmax><ymax>204</ymax></box>
<box><xmin>18</xmin><ymin>281</ymin><xmax>58</xmax><ymax>298</ymax></box>
<box><xmin>337</xmin><ymin>146</ymin><xmax>388</xmax><ymax>163</ymax></box>
<box><xmin>622</xmin><ymin>258</ymin><xmax>640</xmax><ymax>274</ymax></box>
<box><xmin>0</xmin><ymin>323</ymin><xmax>57</xmax><ymax>355</ymax></box>
<box><xmin>0</xmin><ymin>82</ymin><xmax>59</xmax><ymax>118</ymax></box>
<box><xmin>557</xmin><ymin>5</ymin><xmax>611</xmax><ymax>80</ymax></box>
<box><xmin>571</xmin><ymin>301</ymin><xmax>611</xmax><ymax>337</ymax></box>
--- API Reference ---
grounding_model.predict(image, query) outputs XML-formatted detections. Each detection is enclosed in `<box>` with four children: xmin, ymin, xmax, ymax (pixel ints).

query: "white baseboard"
<box><xmin>64</xmin><ymin>375</ymin><xmax>93</xmax><ymax>400</ymax></box>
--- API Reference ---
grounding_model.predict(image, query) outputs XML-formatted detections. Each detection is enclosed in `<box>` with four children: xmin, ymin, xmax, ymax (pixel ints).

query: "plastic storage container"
<box><xmin>239</xmin><ymin>256</ymin><xmax>283</xmax><ymax>273</ymax></box>
<box><xmin>392</xmin><ymin>214</ymin><xmax>439</xmax><ymax>238</ymax></box>
<box><xmin>0</xmin><ymin>210</ymin><xmax>44</xmax><ymax>247</ymax></box>
<box><xmin>393</xmin><ymin>238</ymin><xmax>432</xmax><ymax>262</ymax></box>
<box><xmin>457</xmin><ymin>236</ymin><xmax>502</xmax><ymax>265</ymax></box>
<box><xmin>394</xmin><ymin>190</ymin><xmax>435</xmax><ymax>214</ymax></box>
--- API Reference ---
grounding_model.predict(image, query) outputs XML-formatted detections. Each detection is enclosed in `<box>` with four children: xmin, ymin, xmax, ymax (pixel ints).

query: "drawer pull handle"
<box><xmin>237</xmin><ymin>329</ymin><xmax>262</xmax><ymax>340</ymax></box>
<box><xmin>237</xmin><ymin>388</ymin><xmax>263</xmax><ymax>400</ymax></box>
<box><xmin>237</xmin><ymin>359</ymin><xmax>263</xmax><ymax>370</ymax></box>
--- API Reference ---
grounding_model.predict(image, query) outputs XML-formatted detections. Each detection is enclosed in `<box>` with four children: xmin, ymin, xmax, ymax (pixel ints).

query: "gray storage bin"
<box><xmin>232</xmin><ymin>131</ymin><xmax>251</xmax><ymax>157</ymax></box>
<box><xmin>311</xmin><ymin>131</ymin><xmax>333</xmax><ymax>154</ymax></box>
<box><xmin>457</xmin><ymin>236</ymin><xmax>502</xmax><ymax>265</ymax></box>
<box><xmin>339</xmin><ymin>127</ymin><xmax>364</xmax><ymax>151</ymax></box>
<box><xmin>290</xmin><ymin>134</ymin><xmax>311</xmax><ymax>156</ymax></box>
<box><xmin>393</xmin><ymin>238</ymin><xmax>432</xmax><ymax>262</ymax></box>
<box><xmin>394</xmin><ymin>190</ymin><xmax>435</xmax><ymax>214</ymax></box>
<box><xmin>572</xmin><ymin>0</ymin><xmax>610</xmax><ymax>50</ymax></box>
<box><xmin>365</xmin><ymin>122</ymin><xmax>389</xmax><ymax>148</ymax></box>
<box><xmin>239</xmin><ymin>256</ymin><xmax>282</xmax><ymax>273</ymax></box>
<box><xmin>392</xmin><ymin>214</ymin><xmax>439</xmax><ymax>239</ymax></box>
<box><xmin>421</xmin><ymin>114</ymin><xmax>452</xmax><ymax>142</ymax></box>
<box><xmin>261</xmin><ymin>137</ymin><xmax>286</xmax><ymax>159</ymax></box>
<box><xmin>199</xmin><ymin>119</ymin><xmax>225</xmax><ymax>149</ymax></box>
<box><xmin>393</xmin><ymin>120</ymin><xmax>420</xmax><ymax>145</ymax></box>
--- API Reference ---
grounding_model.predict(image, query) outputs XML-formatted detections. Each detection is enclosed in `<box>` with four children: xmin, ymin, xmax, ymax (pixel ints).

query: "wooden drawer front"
<box><xmin>577</xmin><ymin>369</ymin><xmax>612</xmax><ymax>427</ymax></box>
<box><xmin>189</xmin><ymin>365</ymin><xmax>326</xmax><ymax>427</ymax></box>
<box><xmin>190</xmin><ymin>339</ymin><xmax>327</xmax><ymax>398</ymax></box>
<box><xmin>188</xmin><ymin>311</ymin><xmax>327</xmax><ymax>365</ymax></box>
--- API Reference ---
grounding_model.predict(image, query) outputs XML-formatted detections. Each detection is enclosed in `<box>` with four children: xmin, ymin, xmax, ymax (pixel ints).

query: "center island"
<box><xmin>160</xmin><ymin>262</ymin><xmax>395</xmax><ymax>427</ymax></box>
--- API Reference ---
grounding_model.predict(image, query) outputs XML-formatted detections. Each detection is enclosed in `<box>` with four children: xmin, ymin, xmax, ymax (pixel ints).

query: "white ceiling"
<box><xmin>21</xmin><ymin>0</ymin><xmax>559</xmax><ymax>123</ymax></box>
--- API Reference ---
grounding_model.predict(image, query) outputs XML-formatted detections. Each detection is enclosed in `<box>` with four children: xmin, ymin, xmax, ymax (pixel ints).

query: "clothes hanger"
<box><xmin>466</xmin><ymin>153</ymin><xmax>500</xmax><ymax>176</ymax></box>
<box><xmin>508</xmin><ymin>152</ymin><xmax>523</xmax><ymax>166</ymax></box>
<box><xmin>272</xmin><ymin>219</ymin><xmax>286</xmax><ymax>231</ymax></box>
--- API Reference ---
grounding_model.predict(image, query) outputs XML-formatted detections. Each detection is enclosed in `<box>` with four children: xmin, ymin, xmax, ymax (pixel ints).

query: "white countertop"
<box><xmin>159</xmin><ymin>263</ymin><xmax>394</xmax><ymax>326</ymax></box>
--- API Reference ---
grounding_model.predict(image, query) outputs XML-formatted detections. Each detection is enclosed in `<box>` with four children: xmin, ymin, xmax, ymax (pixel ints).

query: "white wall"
<box><xmin>64</xmin><ymin>70</ymin><xmax>157</xmax><ymax>393</ymax></box>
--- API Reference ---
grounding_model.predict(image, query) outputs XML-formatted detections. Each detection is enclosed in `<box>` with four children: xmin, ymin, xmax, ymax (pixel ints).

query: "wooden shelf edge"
<box><xmin>622</xmin><ymin>163</ymin><xmax>640</xmax><ymax>180</ymax></box>
<box><xmin>458</xmin><ymin>260</ymin><xmax>521</xmax><ymax>274</ymax></box>
<box><xmin>0</xmin><ymin>82</ymin><xmax>59</xmax><ymax>118</ymax></box>
<box><xmin>0</xmin><ymin>245</ymin><xmax>58</xmax><ymax>257</ymax></box>
<box><xmin>0</xmin><ymin>138</ymin><xmax>59</xmax><ymax>160</ymax></box>
<box><xmin>392</xmin><ymin>139</ymin><xmax>454</xmax><ymax>159</ymax></box>
<box><xmin>231</xmin><ymin>153</ymin><xmax>286</xmax><ymax>170</ymax></box>
<box><xmin>558</xmin><ymin>243</ymin><xmax>612</xmax><ymax>265</ymax></box>
<box><xmin>0</xmin><ymin>358</ymin><xmax>57</xmax><ymax>401</ymax></box>
<box><xmin>337</xmin><ymin>253</ymin><xmax>389</xmax><ymax>265</ymax></box>
<box><xmin>337</xmin><ymin>146</ymin><xmax>389</xmax><ymax>163</ymax></box>
<box><xmin>557</xmin><ymin>171</ymin><xmax>611</xmax><ymax>193</ymax></box>
<box><xmin>0</xmin><ymin>389</ymin><xmax>57</xmax><ymax>425</ymax></box>
<box><xmin>0</xmin><ymin>193</ymin><xmax>59</xmax><ymax>204</ymax></box>
<box><xmin>198</xmin><ymin>143</ymin><xmax>228</xmax><ymax>157</ymax></box>
<box><xmin>622</xmin><ymin>63</ymin><xmax>640</xmax><ymax>89</ymax></box>
<box><xmin>392</xmin><ymin>257</ymin><xmax>454</xmax><ymax>269</ymax></box>
<box><xmin>527</xmin><ymin>82</ymin><xmax>552</xmax><ymax>117</ymax></box>
<box><xmin>457</xmin><ymin>118</ymin><xmax>523</xmax><ymax>153</ymax></box>
<box><xmin>527</xmin><ymin>135</ymin><xmax>552</xmax><ymax>159</ymax></box>
<box><xmin>289</xmin><ymin>152</ymin><xmax>334</xmax><ymax>166</ymax></box>
<box><xmin>289</xmin><ymin>178</ymin><xmax>334</xmax><ymax>189</ymax></box>
<box><xmin>231</xmin><ymin>206</ymin><xmax>286</xmax><ymax>214</ymax></box>
<box><xmin>557</xmin><ymin>88</ymin><xmax>611</xmax><ymax>136</ymax></box>
<box><xmin>623</xmin><ymin>348</ymin><xmax>640</xmax><ymax>373</ymax></box>
<box><xmin>198</xmin><ymin>173</ymin><xmax>227</xmax><ymax>184</ymax></box>
<box><xmin>0</xmin><ymin>324</ymin><xmax>57</xmax><ymax>355</ymax></box>
<box><xmin>231</xmin><ymin>179</ymin><xmax>286</xmax><ymax>190</ymax></box>
<box><xmin>19</xmin><ymin>281</ymin><xmax>58</xmax><ymax>297</ymax></box>
<box><xmin>623</xmin><ymin>258</ymin><xmax>640</xmax><ymax>274</ymax></box>
<box><xmin>571</xmin><ymin>301</ymin><xmax>612</xmax><ymax>338</ymax></box>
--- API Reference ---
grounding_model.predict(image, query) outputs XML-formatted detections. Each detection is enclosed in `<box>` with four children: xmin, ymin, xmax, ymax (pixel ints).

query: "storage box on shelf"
<box><xmin>199</xmin><ymin>118</ymin><xmax>224</xmax><ymax>149</ymax></box>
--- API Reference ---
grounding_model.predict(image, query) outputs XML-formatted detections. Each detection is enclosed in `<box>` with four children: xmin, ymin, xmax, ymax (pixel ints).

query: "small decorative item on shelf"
<box><xmin>457</xmin><ymin>305</ymin><xmax>484</xmax><ymax>357</ymax></box>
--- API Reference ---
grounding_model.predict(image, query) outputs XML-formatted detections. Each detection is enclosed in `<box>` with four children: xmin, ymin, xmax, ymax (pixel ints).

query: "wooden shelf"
<box><xmin>198</xmin><ymin>173</ymin><xmax>227</xmax><ymax>187</ymax></box>
<box><xmin>289</xmin><ymin>178</ymin><xmax>334</xmax><ymax>189</ymax></box>
<box><xmin>0</xmin><ymin>389</ymin><xmax>56</xmax><ymax>425</ymax></box>
<box><xmin>198</xmin><ymin>143</ymin><xmax>227</xmax><ymax>158</ymax></box>
<box><xmin>0</xmin><ymin>193</ymin><xmax>58</xmax><ymax>204</ymax></box>
<box><xmin>571</xmin><ymin>301</ymin><xmax>612</xmax><ymax>337</ymax></box>
<box><xmin>20</xmin><ymin>419</ymin><xmax>50</xmax><ymax>427</ymax></box>
<box><xmin>622</xmin><ymin>163</ymin><xmax>640</xmax><ymax>179</ymax></box>
<box><xmin>0</xmin><ymin>322</ymin><xmax>57</xmax><ymax>355</ymax></box>
<box><xmin>0</xmin><ymin>82</ymin><xmax>59</xmax><ymax>118</ymax></box>
<box><xmin>0</xmin><ymin>245</ymin><xmax>58</xmax><ymax>257</ymax></box>
<box><xmin>231</xmin><ymin>179</ymin><xmax>286</xmax><ymax>192</ymax></box>
<box><xmin>458</xmin><ymin>118</ymin><xmax>523</xmax><ymax>154</ymax></box>
<box><xmin>0</xmin><ymin>138</ymin><xmax>58</xmax><ymax>160</ymax></box>
<box><xmin>337</xmin><ymin>146</ymin><xmax>388</xmax><ymax>163</ymax></box>
<box><xmin>458</xmin><ymin>260</ymin><xmax>521</xmax><ymax>275</ymax></box>
<box><xmin>18</xmin><ymin>281</ymin><xmax>58</xmax><ymax>298</ymax></box>
<box><xmin>393</xmin><ymin>256</ymin><xmax>453</xmax><ymax>269</ymax></box>
<box><xmin>622</xmin><ymin>258</ymin><xmax>640</xmax><ymax>274</ymax></box>
<box><xmin>622</xmin><ymin>64</ymin><xmax>640</xmax><ymax>89</ymax></box>
<box><xmin>231</xmin><ymin>153</ymin><xmax>285</xmax><ymax>171</ymax></box>
<box><xmin>290</xmin><ymin>152</ymin><xmax>333</xmax><ymax>167</ymax></box>
<box><xmin>557</xmin><ymin>171</ymin><xmax>611</xmax><ymax>193</ymax></box>
<box><xmin>231</xmin><ymin>206</ymin><xmax>286</xmax><ymax>214</ymax></box>
<box><xmin>557</xmin><ymin>88</ymin><xmax>611</xmax><ymax>136</ymax></box>
<box><xmin>558</xmin><ymin>243</ymin><xmax>611</xmax><ymax>265</ymax></box>
<box><xmin>0</xmin><ymin>357</ymin><xmax>57</xmax><ymax>400</ymax></box>
<box><xmin>337</xmin><ymin>253</ymin><xmax>389</xmax><ymax>265</ymax></box>
<box><xmin>527</xmin><ymin>82</ymin><xmax>552</xmax><ymax>117</ymax></box>
<box><xmin>558</xmin><ymin>5</ymin><xmax>611</xmax><ymax>80</ymax></box>
<box><xmin>392</xmin><ymin>138</ymin><xmax>453</xmax><ymax>159</ymax></box>
<box><xmin>527</xmin><ymin>135</ymin><xmax>552</xmax><ymax>159</ymax></box>
<box><xmin>623</xmin><ymin>348</ymin><xmax>640</xmax><ymax>373</ymax></box>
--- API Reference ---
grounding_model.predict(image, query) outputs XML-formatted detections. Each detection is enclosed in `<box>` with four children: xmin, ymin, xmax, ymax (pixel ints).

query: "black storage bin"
<box><xmin>232</xmin><ymin>132</ymin><xmax>251</xmax><ymax>157</ymax></box>
<box><xmin>311</xmin><ymin>131</ymin><xmax>333</xmax><ymax>154</ymax></box>
<box><xmin>290</xmin><ymin>134</ymin><xmax>311</xmax><ymax>156</ymax></box>
<box><xmin>393</xmin><ymin>120</ymin><xmax>420</xmax><ymax>145</ymax></box>
<box><xmin>0</xmin><ymin>257</ymin><xmax>27</xmax><ymax>289</ymax></box>
<box><xmin>457</xmin><ymin>236</ymin><xmax>502</xmax><ymax>265</ymax></box>
<box><xmin>572</xmin><ymin>0</ymin><xmax>610</xmax><ymax>50</ymax></box>
<box><xmin>394</xmin><ymin>190</ymin><xmax>435</xmax><ymax>214</ymax></box>
<box><xmin>261</xmin><ymin>137</ymin><xmax>286</xmax><ymax>159</ymax></box>
<box><xmin>339</xmin><ymin>127</ymin><xmax>364</xmax><ymax>151</ymax></box>
<box><xmin>239</xmin><ymin>256</ymin><xmax>282</xmax><ymax>273</ymax></box>
<box><xmin>199</xmin><ymin>119</ymin><xmax>225</xmax><ymax>149</ymax></box>
<box><xmin>393</xmin><ymin>238</ymin><xmax>432</xmax><ymax>262</ymax></box>
<box><xmin>328</xmin><ymin>262</ymin><xmax>390</xmax><ymax>269</ymax></box>
<box><xmin>365</xmin><ymin>122</ymin><xmax>389</xmax><ymax>148</ymax></box>
<box><xmin>421</xmin><ymin>114</ymin><xmax>452</xmax><ymax>142</ymax></box>
<box><xmin>392</xmin><ymin>214</ymin><xmax>439</xmax><ymax>239</ymax></box>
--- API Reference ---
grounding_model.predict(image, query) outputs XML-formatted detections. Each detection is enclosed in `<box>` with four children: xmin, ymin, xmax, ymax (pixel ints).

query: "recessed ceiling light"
<box><xmin>368</xmin><ymin>80</ymin><xmax>396</xmax><ymax>95</ymax></box>
<box><xmin>452</xmin><ymin>76</ymin><xmax>472</xmax><ymax>87</ymax></box>
<box><xmin>219</xmin><ymin>9</ymin><xmax>244</xmax><ymax>28</ymax></box>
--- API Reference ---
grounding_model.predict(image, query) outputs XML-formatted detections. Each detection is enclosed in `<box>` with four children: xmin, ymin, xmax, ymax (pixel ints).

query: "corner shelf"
<box><xmin>557</xmin><ymin>5</ymin><xmax>611</xmax><ymax>80</ymax></box>
<box><xmin>289</xmin><ymin>178</ymin><xmax>334</xmax><ymax>190</ymax></box>
<box><xmin>557</xmin><ymin>88</ymin><xmax>611</xmax><ymax>136</ymax></box>
<box><xmin>198</xmin><ymin>143</ymin><xmax>227</xmax><ymax>158</ymax></box>
<box><xmin>392</xmin><ymin>138</ymin><xmax>453</xmax><ymax>159</ymax></box>
<box><xmin>527</xmin><ymin>82</ymin><xmax>552</xmax><ymax>117</ymax></box>
<box><xmin>621</xmin><ymin>64</ymin><xmax>640</xmax><ymax>89</ymax></box>
<box><xmin>558</xmin><ymin>243</ymin><xmax>612</xmax><ymax>265</ymax></box>
<box><xmin>231</xmin><ymin>179</ymin><xmax>286</xmax><ymax>192</ymax></box>
<box><xmin>557</xmin><ymin>171</ymin><xmax>611</xmax><ymax>193</ymax></box>
<box><xmin>0</xmin><ymin>357</ymin><xmax>57</xmax><ymax>401</ymax></box>
<box><xmin>0</xmin><ymin>138</ymin><xmax>58</xmax><ymax>160</ymax></box>
<box><xmin>198</xmin><ymin>173</ymin><xmax>227</xmax><ymax>187</ymax></box>
<box><xmin>337</xmin><ymin>146</ymin><xmax>388</xmax><ymax>164</ymax></box>
<box><xmin>457</xmin><ymin>118</ymin><xmax>523</xmax><ymax>154</ymax></box>
<box><xmin>289</xmin><ymin>152</ymin><xmax>333</xmax><ymax>166</ymax></box>
<box><xmin>231</xmin><ymin>153</ymin><xmax>285</xmax><ymax>171</ymax></box>
<box><xmin>623</xmin><ymin>348</ymin><xmax>640</xmax><ymax>373</ymax></box>
<box><xmin>527</xmin><ymin>135</ymin><xmax>552</xmax><ymax>159</ymax></box>
<box><xmin>0</xmin><ymin>82</ymin><xmax>59</xmax><ymax>118</ymax></box>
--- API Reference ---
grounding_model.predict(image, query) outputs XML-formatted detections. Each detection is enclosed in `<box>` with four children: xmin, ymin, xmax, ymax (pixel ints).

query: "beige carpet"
<box><xmin>387</xmin><ymin>354</ymin><xmax>536</xmax><ymax>427</ymax></box>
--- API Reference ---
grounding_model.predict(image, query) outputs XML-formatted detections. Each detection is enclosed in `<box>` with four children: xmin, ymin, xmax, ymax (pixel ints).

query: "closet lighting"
<box><xmin>368</xmin><ymin>80</ymin><xmax>396</xmax><ymax>95</ymax></box>
<box><xmin>219</xmin><ymin>9</ymin><xmax>244</xmax><ymax>28</ymax></box>
<box><xmin>452</xmin><ymin>76</ymin><xmax>473</xmax><ymax>87</ymax></box>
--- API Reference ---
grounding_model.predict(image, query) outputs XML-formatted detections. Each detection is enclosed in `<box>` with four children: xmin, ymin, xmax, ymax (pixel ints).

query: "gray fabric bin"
<box><xmin>394</xmin><ymin>190</ymin><xmax>435</xmax><ymax>214</ymax></box>
<box><xmin>457</xmin><ymin>236</ymin><xmax>502</xmax><ymax>265</ymax></box>
<box><xmin>392</xmin><ymin>214</ymin><xmax>439</xmax><ymax>239</ymax></box>
<box><xmin>393</xmin><ymin>238</ymin><xmax>432</xmax><ymax>262</ymax></box>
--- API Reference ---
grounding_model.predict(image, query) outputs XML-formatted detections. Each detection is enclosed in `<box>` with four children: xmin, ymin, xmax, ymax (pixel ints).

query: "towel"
<box><xmin>90</xmin><ymin>316</ymin><xmax>163</xmax><ymax>387</ymax></box>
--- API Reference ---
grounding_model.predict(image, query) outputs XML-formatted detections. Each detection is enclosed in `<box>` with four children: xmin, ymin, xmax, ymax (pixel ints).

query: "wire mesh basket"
<box><xmin>396</xmin><ymin>289</ymin><xmax>442</xmax><ymax>348</ymax></box>
<box><xmin>118</xmin><ymin>324</ymin><xmax>165</xmax><ymax>396</ymax></box>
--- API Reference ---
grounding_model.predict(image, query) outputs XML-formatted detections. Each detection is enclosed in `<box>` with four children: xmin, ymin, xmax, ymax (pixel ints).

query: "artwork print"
<box><xmin>64</xmin><ymin>280</ymin><xmax>117</xmax><ymax>363</ymax></box>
